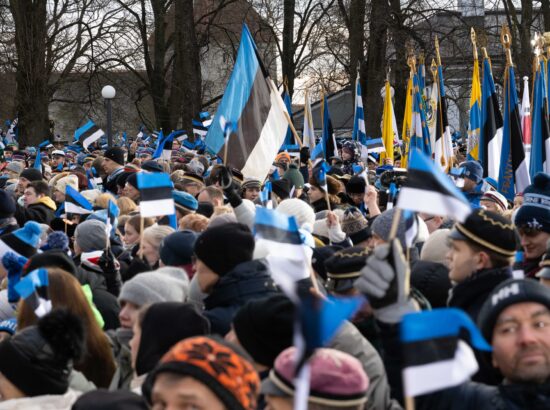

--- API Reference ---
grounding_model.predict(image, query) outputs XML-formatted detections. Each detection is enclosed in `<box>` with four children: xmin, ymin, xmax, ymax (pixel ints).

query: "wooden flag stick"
<box><xmin>138</xmin><ymin>215</ymin><xmax>145</xmax><ymax>259</ymax></box>
<box><xmin>405</xmin><ymin>396</ymin><xmax>415</xmax><ymax>410</ymax></box>
<box><xmin>388</xmin><ymin>207</ymin><xmax>402</xmax><ymax>240</ymax></box>
<box><xmin>266</xmin><ymin>78</ymin><xmax>304</xmax><ymax>148</ymax></box>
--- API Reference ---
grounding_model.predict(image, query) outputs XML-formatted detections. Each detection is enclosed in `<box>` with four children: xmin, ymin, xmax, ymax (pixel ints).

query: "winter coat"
<box><xmin>203</xmin><ymin>259</ymin><xmax>278</xmax><ymax>336</ymax></box>
<box><xmin>0</xmin><ymin>389</ymin><xmax>81</xmax><ymax>410</ymax></box>
<box><xmin>73</xmin><ymin>254</ymin><xmax>121</xmax><ymax>330</ymax></box>
<box><xmin>410</xmin><ymin>261</ymin><xmax>452</xmax><ymax>309</ymax></box>
<box><xmin>103</xmin><ymin>167</ymin><xmax>124</xmax><ymax>195</ymax></box>
<box><xmin>311</xmin><ymin>197</ymin><xmax>340</xmax><ymax>213</ymax></box>
<box><xmin>14</xmin><ymin>197</ymin><xmax>56</xmax><ymax>226</ymax></box>
<box><xmin>107</xmin><ymin>327</ymin><xmax>134</xmax><ymax>391</ymax></box>
<box><xmin>448</xmin><ymin>266</ymin><xmax>511</xmax><ymax>385</ymax></box>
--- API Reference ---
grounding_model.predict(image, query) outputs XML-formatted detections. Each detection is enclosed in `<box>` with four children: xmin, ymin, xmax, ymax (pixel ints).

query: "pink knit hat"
<box><xmin>261</xmin><ymin>347</ymin><xmax>369</xmax><ymax>407</ymax></box>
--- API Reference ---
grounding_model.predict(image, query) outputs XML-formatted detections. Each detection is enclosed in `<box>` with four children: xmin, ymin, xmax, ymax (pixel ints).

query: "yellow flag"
<box><xmin>468</xmin><ymin>59</ymin><xmax>481</xmax><ymax>160</ymax></box>
<box><xmin>401</xmin><ymin>76</ymin><xmax>413</xmax><ymax>167</ymax></box>
<box><xmin>380</xmin><ymin>81</ymin><xmax>394</xmax><ymax>164</ymax></box>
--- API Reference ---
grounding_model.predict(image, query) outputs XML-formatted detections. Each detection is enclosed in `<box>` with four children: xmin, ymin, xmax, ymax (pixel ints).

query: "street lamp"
<box><xmin>101</xmin><ymin>85</ymin><xmax>116</xmax><ymax>148</ymax></box>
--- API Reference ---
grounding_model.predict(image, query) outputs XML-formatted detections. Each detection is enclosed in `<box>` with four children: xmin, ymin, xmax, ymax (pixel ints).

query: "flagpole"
<box><xmin>434</xmin><ymin>37</ymin><xmax>449</xmax><ymax>170</ymax></box>
<box><xmin>266</xmin><ymin>79</ymin><xmax>305</xmax><ymax>148</ymax></box>
<box><xmin>138</xmin><ymin>216</ymin><xmax>145</xmax><ymax>259</ymax></box>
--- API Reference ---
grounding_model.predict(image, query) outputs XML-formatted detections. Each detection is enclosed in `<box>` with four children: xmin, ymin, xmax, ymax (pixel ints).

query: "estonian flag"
<box><xmin>152</xmin><ymin>130</ymin><xmax>173</xmax><ymax>160</ymax></box>
<box><xmin>137</xmin><ymin>172</ymin><xmax>175</xmax><ymax>218</ymax></box>
<box><xmin>281</xmin><ymin>89</ymin><xmax>297</xmax><ymax>149</ymax></box>
<box><xmin>65</xmin><ymin>185</ymin><xmax>93</xmax><ymax>215</ymax></box>
<box><xmin>14</xmin><ymin>268</ymin><xmax>52</xmax><ymax>317</ymax></box>
<box><xmin>38</xmin><ymin>140</ymin><xmax>53</xmax><ymax>149</ymax></box>
<box><xmin>254</xmin><ymin>207</ymin><xmax>311</xmax><ymax>298</ymax></box>
<box><xmin>321</xmin><ymin>94</ymin><xmax>337</xmax><ymax>159</ymax></box>
<box><xmin>75</xmin><ymin>120</ymin><xmax>105</xmax><ymax>151</ymax></box>
<box><xmin>106</xmin><ymin>199</ymin><xmax>120</xmax><ymax>237</ymax></box>
<box><xmin>397</xmin><ymin>149</ymin><xmax>471</xmax><ymax>222</ymax></box>
<box><xmin>434</xmin><ymin>64</ymin><xmax>454</xmax><ymax>171</ymax></box>
<box><xmin>205</xmin><ymin>25</ymin><xmax>288</xmax><ymax>181</ymax></box>
<box><xmin>530</xmin><ymin>59</ymin><xmax>550</xmax><ymax>177</ymax></box>
<box><xmin>498</xmin><ymin>65</ymin><xmax>530</xmax><ymax>200</ymax></box>
<box><xmin>403</xmin><ymin>210</ymin><xmax>418</xmax><ymax>248</ymax></box>
<box><xmin>260</xmin><ymin>181</ymin><xmax>273</xmax><ymax>209</ymax></box>
<box><xmin>480</xmin><ymin>57</ymin><xmax>503</xmax><ymax>180</ymax></box>
<box><xmin>400</xmin><ymin>308</ymin><xmax>492</xmax><ymax>397</ymax></box>
<box><xmin>192</xmin><ymin>119</ymin><xmax>209</xmax><ymax>138</ymax></box>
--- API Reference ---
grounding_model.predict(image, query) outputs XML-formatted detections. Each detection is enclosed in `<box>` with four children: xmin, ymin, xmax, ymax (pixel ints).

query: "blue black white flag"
<box><xmin>206</xmin><ymin>25</ymin><xmax>288</xmax><ymax>181</ymax></box>
<box><xmin>106</xmin><ymin>199</ymin><xmax>120</xmax><ymax>237</ymax></box>
<box><xmin>397</xmin><ymin>149</ymin><xmax>471</xmax><ymax>222</ymax></box>
<box><xmin>14</xmin><ymin>268</ymin><xmax>51</xmax><ymax>317</ymax></box>
<box><xmin>401</xmin><ymin>308</ymin><xmax>491</xmax><ymax>396</ymax></box>
<box><xmin>75</xmin><ymin>120</ymin><xmax>105</xmax><ymax>151</ymax></box>
<box><xmin>137</xmin><ymin>172</ymin><xmax>175</xmax><ymax>218</ymax></box>
<box><xmin>153</xmin><ymin>130</ymin><xmax>173</xmax><ymax>160</ymax></box>
<box><xmin>530</xmin><ymin>59</ymin><xmax>550</xmax><ymax>177</ymax></box>
<box><xmin>65</xmin><ymin>185</ymin><xmax>93</xmax><ymax>215</ymax></box>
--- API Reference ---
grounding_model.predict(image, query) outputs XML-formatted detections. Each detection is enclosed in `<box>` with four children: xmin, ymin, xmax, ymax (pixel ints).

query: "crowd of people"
<box><xmin>0</xmin><ymin>137</ymin><xmax>547</xmax><ymax>409</ymax></box>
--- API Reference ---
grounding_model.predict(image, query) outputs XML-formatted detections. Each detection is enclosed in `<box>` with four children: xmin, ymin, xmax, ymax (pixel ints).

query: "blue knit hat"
<box><xmin>0</xmin><ymin>221</ymin><xmax>42</xmax><ymax>260</ymax></box>
<box><xmin>0</xmin><ymin>318</ymin><xmax>17</xmax><ymax>336</ymax></box>
<box><xmin>515</xmin><ymin>173</ymin><xmax>550</xmax><ymax>233</ymax></box>
<box><xmin>459</xmin><ymin>161</ymin><xmax>483</xmax><ymax>184</ymax></box>
<box><xmin>160</xmin><ymin>230</ymin><xmax>198</xmax><ymax>266</ymax></box>
<box><xmin>173</xmin><ymin>191</ymin><xmax>198</xmax><ymax>213</ymax></box>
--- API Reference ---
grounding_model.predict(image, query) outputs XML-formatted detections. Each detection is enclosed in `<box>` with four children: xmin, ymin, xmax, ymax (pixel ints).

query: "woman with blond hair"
<box><xmin>17</xmin><ymin>268</ymin><xmax>116</xmax><ymax>390</ymax></box>
<box><xmin>116</xmin><ymin>196</ymin><xmax>138</xmax><ymax>216</ymax></box>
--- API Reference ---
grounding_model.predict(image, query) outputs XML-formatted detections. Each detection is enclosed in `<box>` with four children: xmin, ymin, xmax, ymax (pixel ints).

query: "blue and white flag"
<box><xmin>401</xmin><ymin>308</ymin><xmax>491</xmax><ymax>396</ymax></box>
<box><xmin>193</xmin><ymin>119</ymin><xmax>209</xmax><ymax>139</ymax></box>
<box><xmin>206</xmin><ymin>25</ymin><xmax>288</xmax><ymax>181</ymax></box>
<box><xmin>65</xmin><ymin>185</ymin><xmax>93</xmax><ymax>215</ymax></box>
<box><xmin>75</xmin><ymin>120</ymin><xmax>104</xmax><ymax>151</ymax></box>
<box><xmin>530</xmin><ymin>59</ymin><xmax>550</xmax><ymax>177</ymax></box>
<box><xmin>352</xmin><ymin>73</ymin><xmax>367</xmax><ymax>142</ymax></box>
<box><xmin>260</xmin><ymin>181</ymin><xmax>273</xmax><ymax>209</ymax></box>
<box><xmin>281</xmin><ymin>89</ymin><xmax>298</xmax><ymax>149</ymax></box>
<box><xmin>14</xmin><ymin>268</ymin><xmax>51</xmax><ymax>317</ymax></box>
<box><xmin>498</xmin><ymin>65</ymin><xmax>530</xmax><ymax>200</ymax></box>
<box><xmin>106</xmin><ymin>199</ymin><xmax>120</xmax><ymax>237</ymax></box>
<box><xmin>397</xmin><ymin>149</ymin><xmax>471</xmax><ymax>222</ymax></box>
<box><xmin>137</xmin><ymin>172</ymin><xmax>175</xmax><ymax>218</ymax></box>
<box><xmin>38</xmin><ymin>140</ymin><xmax>53</xmax><ymax>149</ymax></box>
<box><xmin>311</xmin><ymin>141</ymin><xmax>324</xmax><ymax>163</ymax></box>
<box><xmin>403</xmin><ymin>210</ymin><xmax>418</xmax><ymax>248</ymax></box>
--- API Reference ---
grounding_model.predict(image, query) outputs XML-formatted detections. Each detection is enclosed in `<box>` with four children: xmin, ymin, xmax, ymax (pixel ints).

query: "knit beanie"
<box><xmin>0</xmin><ymin>309</ymin><xmax>84</xmax><ymax>397</ymax></box>
<box><xmin>272</xmin><ymin>179</ymin><xmax>291</xmax><ymax>200</ymax></box>
<box><xmin>72</xmin><ymin>390</ymin><xmax>148</xmax><ymax>410</ymax></box>
<box><xmin>341</xmin><ymin>207</ymin><xmax>371</xmax><ymax>245</ymax></box>
<box><xmin>0</xmin><ymin>318</ymin><xmax>16</xmax><ymax>336</ymax></box>
<box><xmin>104</xmin><ymin>147</ymin><xmax>125</xmax><ymax>166</ymax></box>
<box><xmin>75</xmin><ymin>219</ymin><xmax>108</xmax><ymax>252</ymax></box>
<box><xmin>54</xmin><ymin>174</ymin><xmax>79</xmax><ymax>193</ymax></box>
<box><xmin>276</xmin><ymin>198</ymin><xmax>315</xmax><ymax>231</ymax></box>
<box><xmin>515</xmin><ymin>173</ymin><xmax>550</xmax><ymax>233</ymax></box>
<box><xmin>233</xmin><ymin>295</ymin><xmax>294</xmax><ymax>367</ymax></box>
<box><xmin>312</xmin><ymin>245</ymin><xmax>342</xmax><ymax>280</ymax></box>
<box><xmin>118</xmin><ymin>270</ymin><xmax>189</xmax><ymax>307</ymax></box>
<box><xmin>40</xmin><ymin>231</ymin><xmax>70</xmax><ymax>253</ymax></box>
<box><xmin>194</xmin><ymin>223</ymin><xmax>255</xmax><ymax>276</ymax></box>
<box><xmin>143</xmin><ymin>336</ymin><xmax>260</xmax><ymax>410</ymax></box>
<box><xmin>459</xmin><ymin>160</ymin><xmax>483</xmax><ymax>184</ymax></box>
<box><xmin>420</xmin><ymin>229</ymin><xmax>451</xmax><ymax>267</ymax></box>
<box><xmin>0</xmin><ymin>221</ymin><xmax>42</xmax><ymax>260</ymax></box>
<box><xmin>346</xmin><ymin>176</ymin><xmax>366</xmax><ymax>195</ymax></box>
<box><xmin>24</xmin><ymin>250</ymin><xmax>77</xmax><ymax>276</ymax></box>
<box><xmin>173</xmin><ymin>190</ymin><xmax>198</xmax><ymax>213</ymax></box>
<box><xmin>5</xmin><ymin>161</ymin><xmax>24</xmax><ymax>176</ymax></box>
<box><xmin>136</xmin><ymin>302</ymin><xmax>210</xmax><ymax>376</ymax></box>
<box><xmin>159</xmin><ymin>230</ymin><xmax>198</xmax><ymax>266</ymax></box>
<box><xmin>126</xmin><ymin>172</ymin><xmax>139</xmax><ymax>190</ymax></box>
<box><xmin>19</xmin><ymin>168</ymin><xmax>43</xmax><ymax>182</ymax></box>
<box><xmin>261</xmin><ymin>347</ymin><xmax>369</xmax><ymax>407</ymax></box>
<box><xmin>0</xmin><ymin>190</ymin><xmax>15</xmax><ymax>218</ymax></box>
<box><xmin>371</xmin><ymin>208</ymin><xmax>407</xmax><ymax>249</ymax></box>
<box><xmin>478</xmin><ymin>278</ymin><xmax>550</xmax><ymax>341</ymax></box>
<box><xmin>283</xmin><ymin>164</ymin><xmax>305</xmax><ymax>189</ymax></box>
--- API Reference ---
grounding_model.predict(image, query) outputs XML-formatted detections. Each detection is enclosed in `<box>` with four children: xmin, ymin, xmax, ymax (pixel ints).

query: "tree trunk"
<box><xmin>542</xmin><ymin>0</ymin><xmax>550</xmax><ymax>32</ymax></box>
<box><xmin>364</xmin><ymin>0</ymin><xmax>389</xmax><ymax>139</ymax></box>
<box><xmin>9</xmin><ymin>0</ymin><xmax>49</xmax><ymax>146</ymax></box>
<box><xmin>170</xmin><ymin>0</ymin><xmax>202</xmax><ymax>133</ymax></box>
<box><xmin>348</xmin><ymin>0</ymin><xmax>366</xmax><ymax>87</ymax></box>
<box><xmin>151</xmin><ymin>0</ymin><xmax>169</xmax><ymax>131</ymax></box>
<box><xmin>282</xmin><ymin>0</ymin><xmax>295</xmax><ymax>96</ymax></box>
<box><xmin>389</xmin><ymin>0</ymin><xmax>407</xmax><ymax>132</ymax></box>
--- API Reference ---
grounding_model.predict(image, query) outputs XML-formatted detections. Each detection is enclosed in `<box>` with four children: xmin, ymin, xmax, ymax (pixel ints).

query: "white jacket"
<box><xmin>0</xmin><ymin>389</ymin><xmax>81</xmax><ymax>410</ymax></box>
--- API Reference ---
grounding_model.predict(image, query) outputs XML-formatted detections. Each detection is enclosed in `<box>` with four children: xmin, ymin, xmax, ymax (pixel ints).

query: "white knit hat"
<box><xmin>276</xmin><ymin>199</ymin><xmax>315</xmax><ymax>232</ymax></box>
<box><xmin>55</xmin><ymin>174</ymin><xmax>79</xmax><ymax>193</ymax></box>
<box><xmin>420</xmin><ymin>229</ymin><xmax>451</xmax><ymax>268</ymax></box>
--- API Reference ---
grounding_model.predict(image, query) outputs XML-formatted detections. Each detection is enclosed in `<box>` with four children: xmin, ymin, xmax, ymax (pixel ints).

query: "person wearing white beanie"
<box><xmin>276</xmin><ymin>198</ymin><xmax>315</xmax><ymax>231</ymax></box>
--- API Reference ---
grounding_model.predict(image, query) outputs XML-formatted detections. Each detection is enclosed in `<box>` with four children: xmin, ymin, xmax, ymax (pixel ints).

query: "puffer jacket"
<box><xmin>204</xmin><ymin>259</ymin><xmax>278</xmax><ymax>335</ymax></box>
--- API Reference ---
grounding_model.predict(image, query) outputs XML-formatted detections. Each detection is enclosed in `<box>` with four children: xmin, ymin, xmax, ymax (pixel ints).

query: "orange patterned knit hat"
<box><xmin>143</xmin><ymin>336</ymin><xmax>260</xmax><ymax>410</ymax></box>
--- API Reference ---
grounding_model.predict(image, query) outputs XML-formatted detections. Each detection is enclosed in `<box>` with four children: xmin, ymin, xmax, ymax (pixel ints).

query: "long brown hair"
<box><xmin>17</xmin><ymin>268</ymin><xmax>116</xmax><ymax>388</ymax></box>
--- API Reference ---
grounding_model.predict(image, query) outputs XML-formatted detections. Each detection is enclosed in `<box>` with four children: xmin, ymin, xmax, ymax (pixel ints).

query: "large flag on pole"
<box><xmin>321</xmin><ymin>94</ymin><xmax>337</xmax><ymax>159</ymax></box>
<box><xmin>467</xmin><ymin>56</ymin><xmax>482</xmax><ymax>161</ymax></box>
<box><xmin>408</xmin><ymin>73</ymin><xmax>432</xmax><ymax>159</ymax></box>
<box><xmin>401</xmin><ymin>74</ymin><xmax>414</xmax><ymax>168</ymax></box>
<box><xmin>521</xmin><ymin>76</ymin><xmax>532</xmax><ymax>145</ymax></box>
<box><xmin>205</xmin><ymin>25</ymin><xmax>288</xmax><ymax>181</ymax></box>
<box><xmin>380</xmin><ymin>80</ymin><xmax>395</xmax><ymax>163</ymax></box>
<box><xmin>352</xmin><ymin>73</ymin><xmax>367</xmax><ymax>143</ymax></box>
<box><xmin>529</xmin><ymin>59</ymin><xmax>550</xmax><ymax>177</ymax></box>
<box><xmin>480</xmin><ymin>56</ymin><xmax>503</xmax><ymax>180</ymax></box>
<box><xmin>397</xmin><ymin>149</ymin><xmax>471</xmax><ymax>222</ymax></box>
<box><xmin>498</xmin><ymin>64</ymin><xmax>530</xmax><ymax>200</ymax></box>
<box><xmin>302</xmin><ymin>90</ymin><xmax>316</xmax><ymax>150</ymax></box>
<box><xmin>281</xmin><ymin>87</ymin><xmax>297</xmax><ymax>149</ymax></box>
<box><xmin>433</xmin><ymin>61</ymin><xmax>454</xmax><ymax>171</ymax></box>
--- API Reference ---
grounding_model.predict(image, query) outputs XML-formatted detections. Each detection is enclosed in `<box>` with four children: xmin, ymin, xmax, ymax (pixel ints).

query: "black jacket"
<box><xmin>14</xmin><ymin>200</ymin><xmax>56</xmax><ymax>226</ymax></box>
<box><xmin>203</xmin><ymin>259</ymin><xmax>279</xmax><ymax>336</ymax></box>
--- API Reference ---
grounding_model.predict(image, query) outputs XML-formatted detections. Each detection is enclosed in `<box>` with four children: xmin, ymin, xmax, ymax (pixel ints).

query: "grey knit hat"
<box><xmin>5</xmin><ymin>162</ymin><xmax>24</xmax><ymax>176</ymax></box>
<box><xmin>371</xmin><ymin>208</ymin><xmax>407</xmax><ymax>249</ymax></box>
<box><xmin>74</xmin><ymin>219</ymin><xmax>108</xmax><ymax>252</ymax></box>
<box><xmin>118</xmin><ymin>270</ymin><xmax>189</xmax><ymax>307</ymax></box>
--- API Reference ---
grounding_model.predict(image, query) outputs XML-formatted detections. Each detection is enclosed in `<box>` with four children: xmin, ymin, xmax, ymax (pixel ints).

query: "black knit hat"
<box><xmin>233</xmin><ymin>295</ymin><xmax>294</xmax><ymax>367</ymax></box>
<box><xmin>324</xmin><ymin>246</ymin><xmax>369</xmax><ymax>293</ymax></box>
<box><xmin>23</xmin><ymin>250</ymin><xmax>77</xmax><ymax>276</ymax></box>
<box><xmin>126</xmin><ymin>172</ymin><xmax>139</xmax><ymax>190</ymax></box>
<box><xmin>478</xmin><ymin>278</ymin><xmax>550</xmax><ymax>341</ymax></box>
<box><xmin>72</xmin><ymin>389</ymin><xmax>148</xmax><ymax>410</ymax></box>
<box><xmin>141</xmin><ymin>160</ymin><xmax>164</xmax><ymax>173</ymax></box>
<box><xmin>160</xmin><ymin>230</ymin><xmax>198</xmax><ymax>267</ymax></box>
<box><xmin>0</xmin><ymin>309</ymin><xmax>84</xmax><ymax>397</ymax></box>
<box><xmin>311</xmin><ymin>245</ymin><xmax>343</xmax><ymax>281</ymax></box>
<box><xmin>449</xmin><ymin>208</ymin><xmax>518</xmax><ymax>257</ymax></box>
<box><xmin>136</xmin><ymin>302</ymin><xmax>210</xmax><ymax>376</ymax></box>
<box><xmin>104</xmin><ymin>147</ymin><xmax>125</xmax><ymax>166</ymax></box>
<box><xmin>272</xmin><ymin>178</ymin><xmax>291</xmax><ymax>200</ymax></box>
<box><xmin>515</xmin><ymin>173</ymin><xmax>550</xmax><ymax>233</ymax></box>
<box><xmin>346</xmin><ymin>176</ymin><xmax>366</xmax><ymax>195</ymax></box>
<box><xmin>194</xmin><ymin>223</ymin><xmax>255</xmax><ymax>275</ymax></box>
<box><xmin>19</xmin><ymin>168</ymin><xmax>43</xmax><ymax>182</ymax></box>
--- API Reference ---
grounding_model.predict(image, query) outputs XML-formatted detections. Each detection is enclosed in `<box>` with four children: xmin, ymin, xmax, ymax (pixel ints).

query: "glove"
<box><xmin>300</xmin><ymin>146</ymin><xmax>310</xmax><ymax>164</ymax></box>
<box><xmin>219</xmin><ymin>166</ymin><xmax>242</xmax><ymax>208</ymax></box>
<box><xmin>98</xmin><ymin>248</ymin><xmax>119</xmax><ymax>276</ymax></box>
<box><xmin>354</xmin><ymin>240</ymin><xmax>416</xmax><ymax>323</ymax></box>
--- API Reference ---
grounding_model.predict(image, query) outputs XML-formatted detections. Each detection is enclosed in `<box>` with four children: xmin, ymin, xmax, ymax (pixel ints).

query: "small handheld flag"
<box><xmin>65</xmin><ymin>185</ymin><xmax>93</xmax><ymax>215</ymax></box>
<box><xmin>400</xmin><ymin>308</ymin><xmax>491</xmax><ymax>397</ymax></box>
<box><xmin>137</xmin><ymin>172</ymin><xmax>175</xmax><ymax>218</ymax></box>
<box><xmin>106</xmin><ymin>200</ymin><xmax>120</xmax><ymax>238</ymax></box>
<box><xmin>14</xmin><ymin>268</ymin><xmax>52</xmax><ymax>317</ymax></box>
<box><xmin>75</xmin><ymin>120</ymin><xmax>105</xmax><ymax>151</ymax></box>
